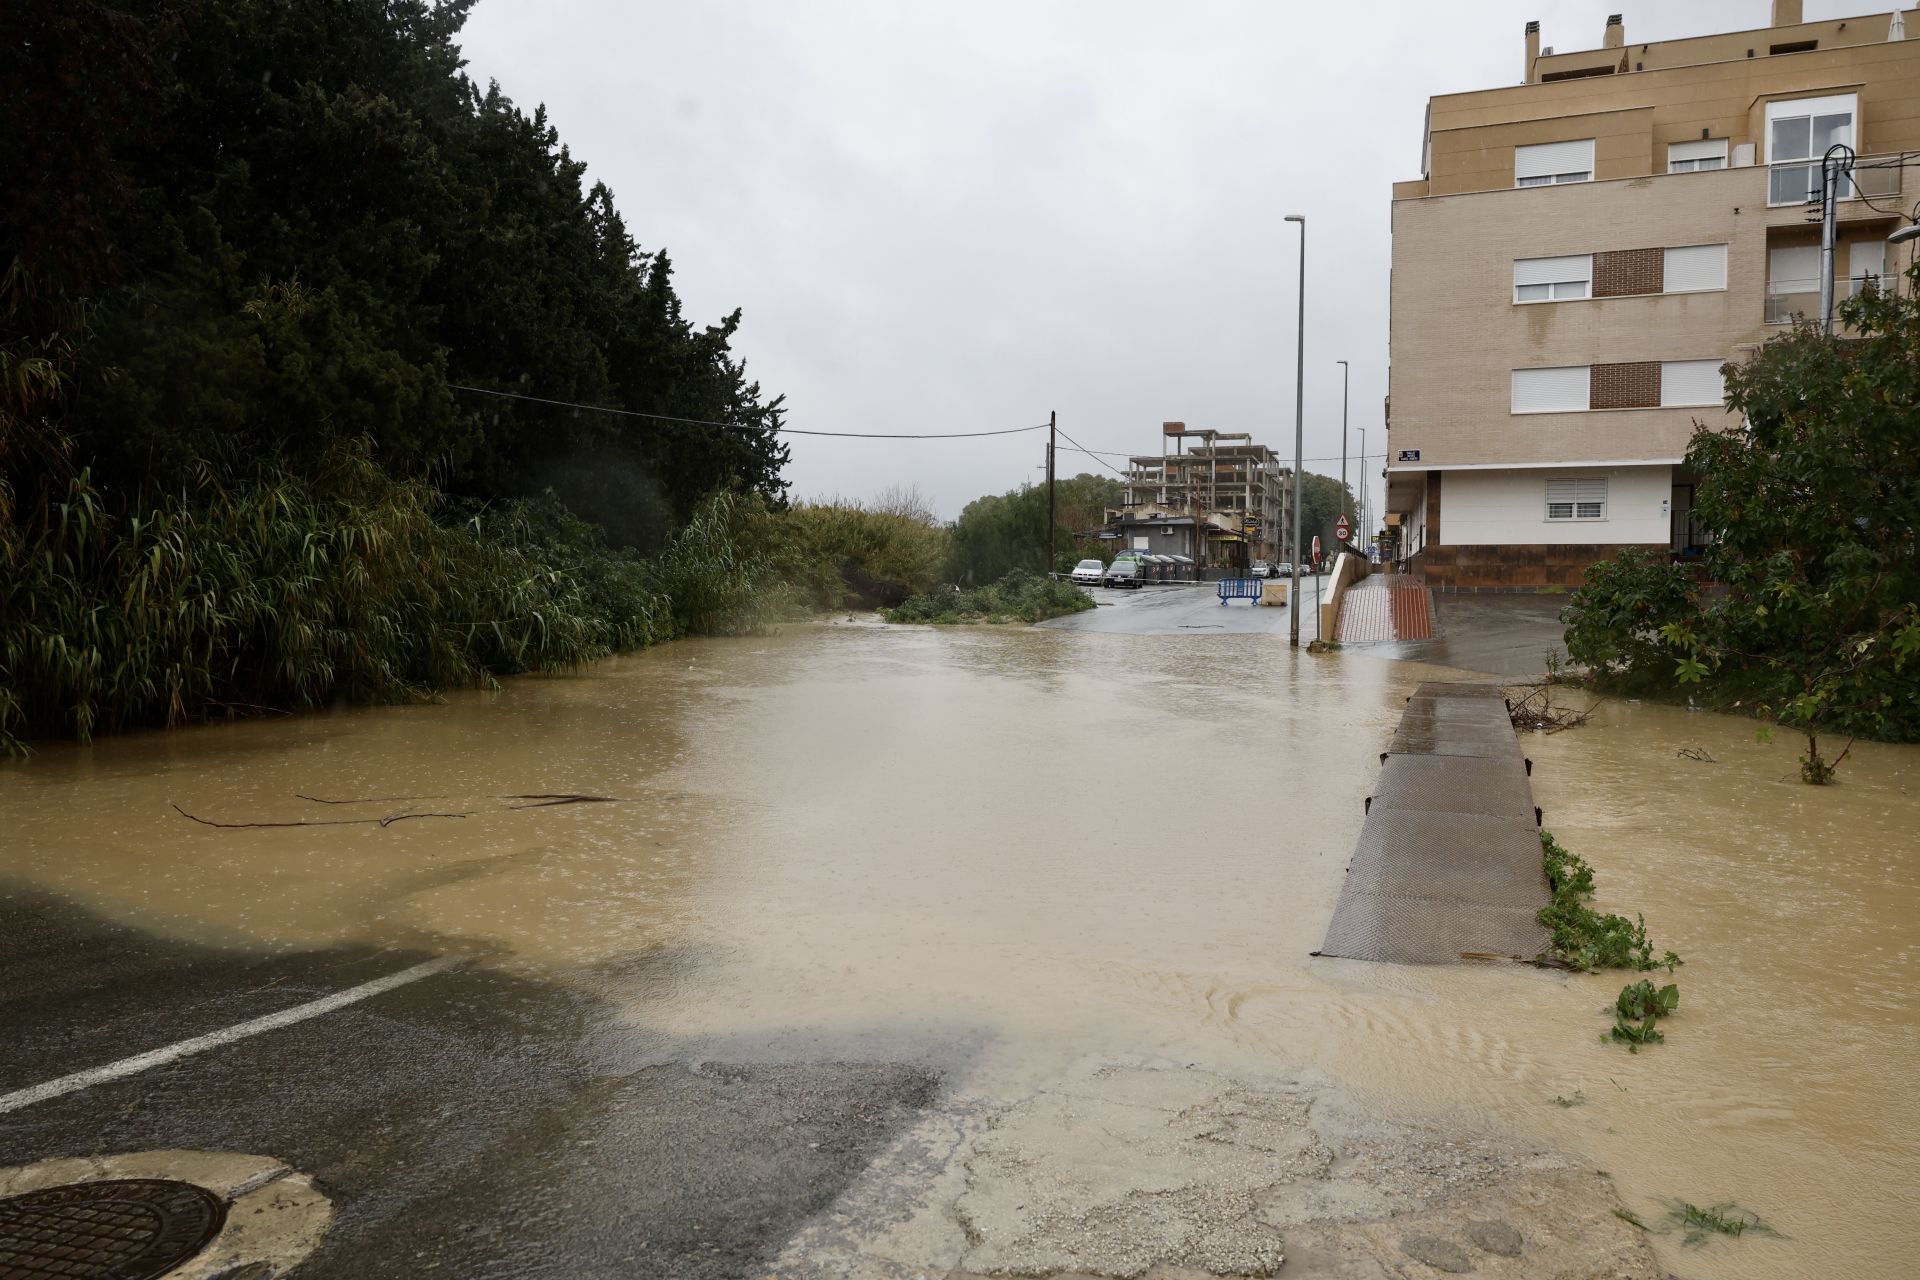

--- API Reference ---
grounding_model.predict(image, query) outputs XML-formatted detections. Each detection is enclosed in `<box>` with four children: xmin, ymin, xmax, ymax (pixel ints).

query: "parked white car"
<box><xmin>1071</xmin><ymin>558</ymin><xmax>1106</xmax><ymax>585</ymax></box>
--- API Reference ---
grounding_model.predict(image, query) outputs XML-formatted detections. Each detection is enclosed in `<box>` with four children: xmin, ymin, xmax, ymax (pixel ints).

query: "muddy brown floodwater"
<box><xmin>3</xmin><ymin>617</ymin><xmax>1917</xmax><ymax>1277</ymax></box>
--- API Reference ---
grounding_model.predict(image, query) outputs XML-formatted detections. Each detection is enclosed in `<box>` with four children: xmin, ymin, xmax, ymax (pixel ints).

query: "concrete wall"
<box><xmin>1438</xmin><ymin>465</ymin><xmax>1672</xmax><ymax>546</ymax></box>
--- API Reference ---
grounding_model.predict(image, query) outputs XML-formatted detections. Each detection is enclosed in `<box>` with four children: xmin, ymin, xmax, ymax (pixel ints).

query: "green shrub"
<box><xmin>884</xmin><ymin>569</ymin><xmax>1095</xmax><ymax>625</ymax></box>
<box><xmin>1560</xmin><ymin>548</ymin><xmax>1697</xmax><ymax>686</ymax></box>
<box><xmin>0</xmin><ymin>441</ymin><xmax>674</xmax><ymax>754</ymax></box>
<box><xmin>763</xmin><ymin>502</ymin><xmax>947</xmax><ymax>609</ymax></box>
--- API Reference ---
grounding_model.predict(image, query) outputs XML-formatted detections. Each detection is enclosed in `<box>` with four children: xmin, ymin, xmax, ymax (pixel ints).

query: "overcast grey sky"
<box><xmin>459</xmin><ymin>0</ymin><xmax>1787</xmax><ymax>524</ymax></box>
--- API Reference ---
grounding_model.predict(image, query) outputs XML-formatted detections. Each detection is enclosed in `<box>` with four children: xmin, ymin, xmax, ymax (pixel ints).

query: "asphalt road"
<box><xmin>0</xmin><ymin>890</ymin><xmax>943</xmax><ymax>1279</ymax></box>
<box><xmin>1040</xmin><ymin>577</ymin><xmax>1328</xmax><ymax>636</ymax></box>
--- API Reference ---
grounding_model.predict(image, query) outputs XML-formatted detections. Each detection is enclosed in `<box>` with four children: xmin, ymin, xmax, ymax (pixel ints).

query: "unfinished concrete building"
<box><xmin>1114</xmin><ymin>423</ymin><xmax>1294</xmax><ymax>570</ymax></box>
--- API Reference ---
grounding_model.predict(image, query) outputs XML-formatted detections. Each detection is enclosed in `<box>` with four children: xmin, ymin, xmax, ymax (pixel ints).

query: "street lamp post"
<box><xmin>1336</xmin><ymin>360</ymin><xmax>1350</xmax><ymax>548</ymax></box>
<box><xmin>1285</xmin><ymin>214</ymin><xmax>1306</xmax><ymax>647</ymax></box>
<box><xmin>1357</xmin><ymin>427</ymin><xmax>1367</xmax><ymax>559</ymax></box>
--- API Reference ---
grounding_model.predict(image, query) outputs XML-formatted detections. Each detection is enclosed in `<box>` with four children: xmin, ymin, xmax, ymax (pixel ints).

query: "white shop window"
<box><xmin>1663</xmin><ymin>243</ymin><xmax>1728</xmax><ymax>293</ymax></box>
<box><xmin>1546</xmin><ymin>478</ymin><xmax>1607</xmax><ymax>521</ymax></box>
<box><xmin>1511</xmin><ymin>366</ymin><xmax>1591</xmax><ymax>414</ymax></box>
<box><xmin>1661</xmin><ymin>359</ymin><xmax>1725</xmax><ymax>408</ymax></box>
<box><xmin>1766</xmin><ymin>94</ymin><xmax>1856</xmax><ymax>205</ymax></box>
<box><xmin>1515</xmin><ymin>138</ymin><xmax>1595</xmax><ymax>188</ymax></box>
<box><xmin>1514</xmin><ymin>254</ymin><xmax>1592</xmax><ymax>302</ymax></box>
<box><xmin>1668</xmin><ymin>139</ymin><xmax>1728</xmax><ymax>172</ymax></box>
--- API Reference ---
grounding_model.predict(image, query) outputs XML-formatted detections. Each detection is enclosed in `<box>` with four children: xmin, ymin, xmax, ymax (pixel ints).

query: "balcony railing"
<box><xmin>1764</xmin><ymin>275</ymin><xmax>1898</xmax><ymax>325</ymax></box>
<box><xmin>1764</xmin><ymin>291</ymin><xmax>1819</xmax><ymax>324</ymax></box>
<box><xmin>1769</xmin><ymin>156</ymin><xmax>1905</xmax><ymax>207</ymax></box>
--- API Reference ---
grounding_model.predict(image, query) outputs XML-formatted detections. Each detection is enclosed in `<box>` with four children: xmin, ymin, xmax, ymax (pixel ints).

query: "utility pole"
<box><xmin>1045</xmin><ymin>410</ymin><xmax>1057</xmax><ymax>574</ymax></box>
<box><xmin>1337</xmin><ymin>360</ymin><xmax>1350</xmax><ymax>546</ymax></box>
<box><xmin>1819</xmin><ymin>144</ymin><xmax>1852</xmax><ymax>336</ymax></box>
<box><xmin>1285</xmin><ymin>214</ymin><xmax>1306</xmax><ymax>647</ymax></box>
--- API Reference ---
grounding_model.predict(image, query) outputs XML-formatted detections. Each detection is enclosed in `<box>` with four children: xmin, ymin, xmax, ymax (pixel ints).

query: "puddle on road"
<box><xmin>3</xmin><ymin>619</ymin><xmax>1915</xmax><ymax>1278</ymax></box>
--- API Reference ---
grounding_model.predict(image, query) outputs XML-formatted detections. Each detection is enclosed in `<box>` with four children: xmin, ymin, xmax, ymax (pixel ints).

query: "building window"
<box><xmin>1766</xmin><ymin>94</ymin><xmax>1856</xmax><ymax>205</ymax></box>
<box><xmin>1515</xmin><ymin>139</ymin><xmax>1595</xmax><ymax>188</ymax></box>
<box><xmin>1512</xmin><ymin>366</ymin><xmax>1590</xmax><ymax>414</ymax></box>
<box><xmin>1546</xmin><ymin>478</ymin><xmax>1607</xmax><ymax>521</ymax></box>
<box><xmin>1668</xmin><ymin>139</ymin><xmax>1729</xmax><ymax>172</ymax></box>
<box><xmin>1660</xmin><ymin>359</ymin><xmax>1725</xmax><ymax>408</ymax></box>
<box><xmin>1513</xmin><ymin>254</ymin><xmax>1592</xmax><ymax>302</ymax></box>
<box><xmin>1662</xmin><ymin>243</ymin><xmax>1728</xmax><ymax>293</ymax></box>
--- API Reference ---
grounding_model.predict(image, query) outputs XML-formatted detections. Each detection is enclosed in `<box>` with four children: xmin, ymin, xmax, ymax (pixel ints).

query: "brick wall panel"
<box><xmin>1593</xmin><ymin>246</ymin><xmax>1665</xmax><ymax>297</ymax></box>
<box><xmin>1591</xmin><ymin>360</ymin><xmax>1661</xmax><ymax>409</ymax></box>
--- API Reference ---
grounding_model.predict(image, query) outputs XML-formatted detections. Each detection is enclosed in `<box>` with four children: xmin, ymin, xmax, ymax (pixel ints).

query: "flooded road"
<box><xmin>3</xmin><ymin>617</ymin><xmax>1916</xmax><ymax>1277</ymax></box>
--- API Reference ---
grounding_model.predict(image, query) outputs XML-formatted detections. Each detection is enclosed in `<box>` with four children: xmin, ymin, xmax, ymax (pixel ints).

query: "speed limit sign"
<box><xmin>1335</xmin><ymin>514</ymin><xmax>1352</xmax><ymax>543</ymax></box>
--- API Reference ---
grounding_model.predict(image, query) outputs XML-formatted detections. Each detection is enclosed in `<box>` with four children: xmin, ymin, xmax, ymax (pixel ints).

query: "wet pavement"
<box><xmin>1043</xmin><ymin>578</ymin><xmax>1327</xmax><ymax>636</ymax></box>
<box><xmin>1</xmin><ymin>616</ymin><xmax>1916</xmax><ymax>1278</ymax></box>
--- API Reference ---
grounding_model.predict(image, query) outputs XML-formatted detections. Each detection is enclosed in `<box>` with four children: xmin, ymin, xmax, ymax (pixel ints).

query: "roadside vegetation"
<box><xmin>1561</xmin><ymin>270</ymin><xmax>1920</xmax><ymax>781</ymax></box>
<box><xmin>0</xmin><ymin>1</ymin><xmax>966</xmax><ymax>756</ymax></box>
<box><xmin>884</xmin><ymin>570</ymin><xmax>1094</xmax><ymax>625</ymax></box>
<box><xmin>944</xmin><ymin>474</ymin><xmax>1123</xmax><ymax>582</ymax></box>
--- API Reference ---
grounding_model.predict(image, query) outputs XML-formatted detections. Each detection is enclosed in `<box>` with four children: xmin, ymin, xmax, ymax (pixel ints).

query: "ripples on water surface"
<box><xmin>3</xmin><ymin>618</ymin><xmax>1915</xmax><ymax>1278</ymax></box>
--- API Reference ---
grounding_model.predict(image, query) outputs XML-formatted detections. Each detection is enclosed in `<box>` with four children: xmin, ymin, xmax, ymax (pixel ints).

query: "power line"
<box><xmin>1052</xmin><ymin>424</ymin><xmax>1129</xmax><ymax>479</ymax></box>
<box><xmin>446</xmin><ymin>383</ymin><xmax>1049</xmax><ymax>439</ymax></box>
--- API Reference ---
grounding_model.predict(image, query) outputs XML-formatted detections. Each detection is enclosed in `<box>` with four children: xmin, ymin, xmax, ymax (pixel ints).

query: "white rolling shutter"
<box><xmin>1664</xmin><ymin>244</ymin><xmax>1727</xmax><ymax>292</ymax></box>
<box><xmin>1668</xmin><ymin>138</ymin><xmax>1728</xmax><ymax>170</ymax></box>
<box><xmin>1851</xmin><ymin>239</ymin><xmax>1886</xmax><ymax>283</ymax></box>
<box><xmin>1515</xmin><ymin>138</ymin><xmax>1595</xmax><ymax>183</ymax></box>
<box><xmin>1512</xmin><ymin>366</ymin><xmax>1590</xmax><ymax>414</ymax></box>
<box><xmin>1545</xmin><ymin>478</ymin><xmax>1607</xmax><ymax>521</ymax></box>
<box><xmin>1514</xmin><ymin>255</ymin><xmax>1593</xmax><ymax>287</ymax></box>
<box><xmin>1661</xmin><ymin>359</ymin><xmax>1724</xmax><ymax>407</ymax></box>
<box><xmin>1769</xmin><ymin>244</ymin><xmax>1820</xmax><ymax>294</ymax></box>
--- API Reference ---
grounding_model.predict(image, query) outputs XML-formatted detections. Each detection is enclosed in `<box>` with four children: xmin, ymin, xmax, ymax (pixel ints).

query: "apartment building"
<box><xmin>1386</xmin><ymin>2</ymin><xmax>1920</xmax><ymax>589</ymax></box>
<box><xmin>1116</xmin><ymin>423</ymin><xmax>1292</xmax><ymax>568</ymax></box>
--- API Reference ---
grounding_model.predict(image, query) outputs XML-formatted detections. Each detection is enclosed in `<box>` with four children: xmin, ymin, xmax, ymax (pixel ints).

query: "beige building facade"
<box><xmin>1386</xmin><ymin>3</ymin><xmax>1920</xmax><ymax>589</ymax></box>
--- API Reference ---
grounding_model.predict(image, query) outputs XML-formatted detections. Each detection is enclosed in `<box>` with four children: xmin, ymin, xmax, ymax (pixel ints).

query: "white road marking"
<box><xmin>0</xmin><ymin>955</ymin><xmax>463</xmax><ymax>1115</ymax></box>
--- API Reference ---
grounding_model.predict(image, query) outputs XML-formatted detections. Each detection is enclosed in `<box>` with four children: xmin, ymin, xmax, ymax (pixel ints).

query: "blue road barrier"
<box><xmin>1217</xmin><ymin>579</ymin><xmax>1262</xmax><ymax>605</ymax></box>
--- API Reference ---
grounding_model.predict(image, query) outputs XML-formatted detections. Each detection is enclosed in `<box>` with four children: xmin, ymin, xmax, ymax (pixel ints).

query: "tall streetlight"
<box><xmin>1357</xmin><ymin>427</ymin><xmax>1368</xmax><ymax>559</ymax></box>
<box><xmin>1285</xmin><ymin>214</ymin><xmax>1306</xmax><ymax>647</ymax></box>
<box><xmin>1336</xmin><ymin>359</ymin><xmax>1350</xmax><ymax>547</ymax></box>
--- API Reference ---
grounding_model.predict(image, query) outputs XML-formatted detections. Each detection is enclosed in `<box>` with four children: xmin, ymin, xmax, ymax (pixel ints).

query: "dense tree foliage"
<box><xmin>3</xmin><ymin>0</ymin><xmax>786</xmax><ymax>542</ymax></box>
<box><xmin>1</xmin><ymin>0</ymin><xmax>794</xmax><ymax>750</ymax></box>
<box><xmin>1563</xmin><ymin>270</ymin><xmax>1920</xmax><ymax>777</ymax></box>
<box><xmin>945</xmin><ymin>474</ymin><xmax>1124</xmax><ymax>583</ymax></box>
<box><xmin>1295</xmin><ymin>472</ymin><xmax>1361</xmax><ymax>558</ymax></box>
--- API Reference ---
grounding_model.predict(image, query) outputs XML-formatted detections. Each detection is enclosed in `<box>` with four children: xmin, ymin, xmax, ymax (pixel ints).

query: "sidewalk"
<box><xmin>1334</xmin><ymin>574</ymin><xmax>1434</xmax><ymax>644</ymax></box>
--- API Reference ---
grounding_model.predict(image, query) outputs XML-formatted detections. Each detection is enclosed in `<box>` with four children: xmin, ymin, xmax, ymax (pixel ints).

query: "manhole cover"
<box><xmin>0</xmin><ymin>1179</ymin><xmax>225</xmax><ymax>1280</ymax></box>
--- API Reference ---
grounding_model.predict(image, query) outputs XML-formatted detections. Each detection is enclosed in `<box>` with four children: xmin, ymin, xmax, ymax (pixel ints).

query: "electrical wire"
<box><xmin>445</xmin><ymin>383</ymin><xmax>1050</xmax><ymax>439</ymax></box>
<box><xmin>1051</xmin><ymin>424</ymin><xmax>1130</xmax><ymax>479</ymax></box>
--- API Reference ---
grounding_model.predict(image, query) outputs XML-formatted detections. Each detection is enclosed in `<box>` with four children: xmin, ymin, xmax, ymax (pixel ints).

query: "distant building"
<box><xmin>1111</xmin><ymin>422</ymin><xmax>1293</xmax><ymax>572</ymax></box>
<box><xmin>1386</xmin><ymin>3</ymin><xmax>1919</xmax><ymax>589</ymax></box>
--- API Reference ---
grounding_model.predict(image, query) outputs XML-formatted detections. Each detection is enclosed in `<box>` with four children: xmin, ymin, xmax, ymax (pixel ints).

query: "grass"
<box><xmin>0</xmin><ymin>455</ymin><xmax>804</xmax><ymax>756</ymax></box>
<box><xmin>1670</xmin><ymin>1201</ymin><xmax>1775</xmax><ymax>1246</ymax></box>
<box><xmin>883</xmin><ymin>570</ymin><xmax>1096</xmax><ymax>625</ymax></box>
<box><xmin>1612</xmin><ymin>1207</ymin><xmax>1648</xmax><ymax>1230</ymax></box>
<box><xmin>1550</xmin><ymin>1090</ymin><xmax>1587</xmax><ymax>1108</ymax></box>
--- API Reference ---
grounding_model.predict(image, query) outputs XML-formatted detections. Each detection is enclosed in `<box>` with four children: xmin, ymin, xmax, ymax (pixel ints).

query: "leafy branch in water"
<box><xmin>1538</xmin><ymin>830</ymin><xmax>1684</xmax><ymax>1051</ymax></box>
<box><xmin>1607</xmin><ymin>979</ymin><xmax>1680</xmax><ymax>1052</ymax></box>
<box><xmin>1537</xmin><ymin>831</ymin><xmax>1682</xmax><ymax>973</ymax></box>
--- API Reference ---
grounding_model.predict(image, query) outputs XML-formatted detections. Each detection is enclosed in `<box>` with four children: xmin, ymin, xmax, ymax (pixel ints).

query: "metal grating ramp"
<box><xmin>1319</xmin><ymin>682</ymin><xmax>1551</xmax><ymax>965</ymax></box>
